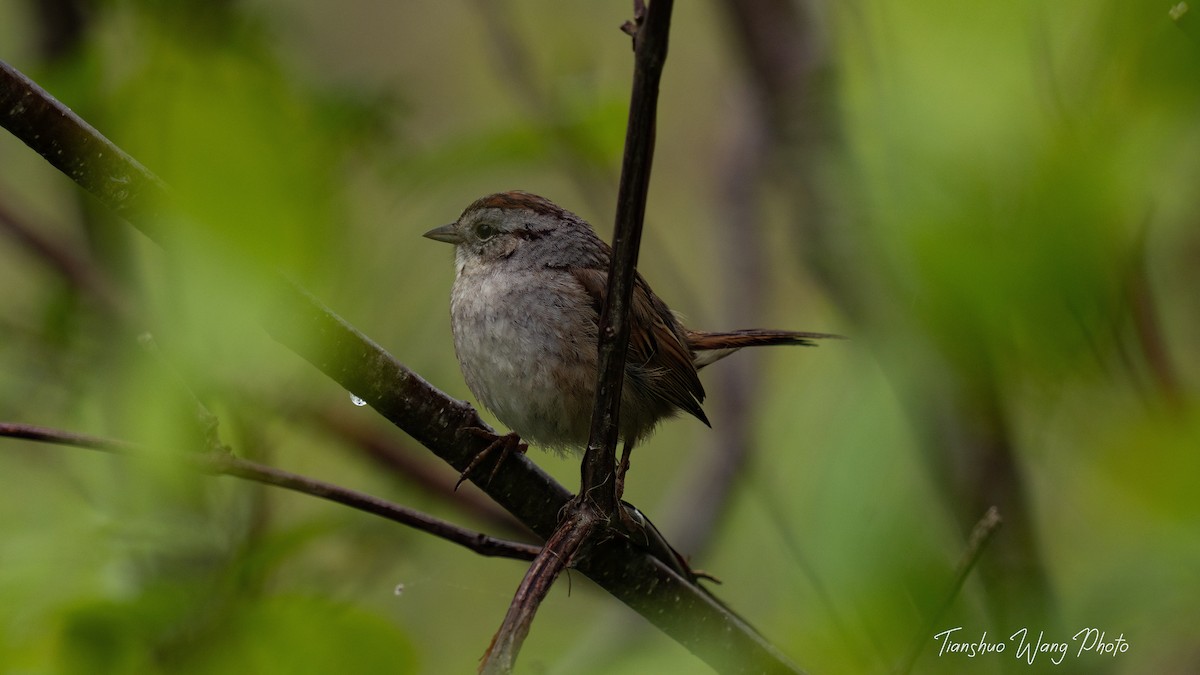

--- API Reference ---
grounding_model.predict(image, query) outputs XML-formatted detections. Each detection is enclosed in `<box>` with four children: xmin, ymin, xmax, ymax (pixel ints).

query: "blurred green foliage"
<box><xmin>1</xmin><ymin>0</ymin><xmax>1198</xmax><ymax>674</ymax></box>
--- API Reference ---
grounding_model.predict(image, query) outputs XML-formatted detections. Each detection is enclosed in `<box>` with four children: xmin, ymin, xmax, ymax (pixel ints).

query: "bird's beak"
<box><xmin>423</xmin><ymin>223</ymin><xmax>463</xmax><ymax>245</ymax></box>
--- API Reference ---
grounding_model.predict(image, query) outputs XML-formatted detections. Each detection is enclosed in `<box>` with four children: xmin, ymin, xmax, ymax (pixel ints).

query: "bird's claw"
<box><xmin>455</xmin><ymin>428</ymin><xmax>527</xmax><ymax>490</ymax></box>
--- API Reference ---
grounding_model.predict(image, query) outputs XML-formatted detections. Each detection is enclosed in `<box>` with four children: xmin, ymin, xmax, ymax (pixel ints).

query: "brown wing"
<box><xmin>570</xmin><ymin>267</ymin><xmax>709</xmax><ymax>426</ymax></box>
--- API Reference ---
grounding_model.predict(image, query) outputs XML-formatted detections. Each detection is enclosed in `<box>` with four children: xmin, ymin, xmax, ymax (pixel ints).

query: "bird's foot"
<box><xmin>455</xmin><ymin>428</ymin><xmax>527</xmax><ymax>490</ymax></box>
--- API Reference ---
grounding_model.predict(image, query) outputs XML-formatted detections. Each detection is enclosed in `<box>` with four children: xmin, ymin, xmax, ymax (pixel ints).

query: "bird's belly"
<box><xmin>450</xmin><ymin>270</ymin><xmax>598</xmax><ymax>451</ymax></box>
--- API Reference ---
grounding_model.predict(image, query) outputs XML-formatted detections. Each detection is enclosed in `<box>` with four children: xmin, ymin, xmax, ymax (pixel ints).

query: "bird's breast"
<box><xmin>449</xmin><ymin>266</ymin><xmax>599</xmax><ymax>450</ymax></box>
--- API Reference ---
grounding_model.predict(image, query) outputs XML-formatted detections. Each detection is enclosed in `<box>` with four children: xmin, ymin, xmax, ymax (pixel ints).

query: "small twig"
<box><xmin>212</xmin><ymin>455</ymin><xmax>539</xmax><ymax>560</ymax></box>
<box><xmin>897</xmin><ymin>506</ymin><xmax>1003</xmax><ymax>675</ymax></box>
<box><xmin>0</xmin><ymin>422</ymin><xmax>541</xmax><ymax>561</ymax></box>
<box><xmin>0</xmin><ymin>422</ymin><xmax>137</xmax><ymax>453</ymax></box>
<box><xmin>480</xmin><ymin>508</ymin><xmax>601</xmax><ymax>673</ymax></box>
<box><xmin>621</xmin><ymin>0</ymin><xmax>648</xmax><ymax>43</ymax></box>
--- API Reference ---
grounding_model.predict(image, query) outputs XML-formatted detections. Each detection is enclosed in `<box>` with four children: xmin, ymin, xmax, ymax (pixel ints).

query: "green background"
<box><xmin>1</xmin><ymin>1</ymin><xmax>1198</xmax><ymax>673</ymax></box>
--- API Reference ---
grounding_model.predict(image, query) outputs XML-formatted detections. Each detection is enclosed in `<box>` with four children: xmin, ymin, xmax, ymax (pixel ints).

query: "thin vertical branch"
<box><xmin>482</xmin><ymin>2</ymin><xmax>677</xmax><ymax>671</ymax></box>
<box><xmin>580</xmin><ymin>0</ymin><xmax>673</xmax><ymax>518</ymax></box>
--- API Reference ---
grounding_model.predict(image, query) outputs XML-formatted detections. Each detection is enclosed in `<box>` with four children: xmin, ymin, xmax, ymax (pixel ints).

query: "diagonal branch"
<box><xmin>0</xmin><ymin>57</ymin><xmax>802</xmax><ymax>674</ymax></box>
<box><xmin>0</xmin><ymin>422</ymin><xmax>540</xmax><ymax>560</ymax></box>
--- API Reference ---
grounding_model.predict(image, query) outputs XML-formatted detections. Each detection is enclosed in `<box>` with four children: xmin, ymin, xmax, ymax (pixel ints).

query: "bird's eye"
<box><xmin>474</xmin><ymin>222</ymin><xmax>498</xmax><ymax>240</ymax></box>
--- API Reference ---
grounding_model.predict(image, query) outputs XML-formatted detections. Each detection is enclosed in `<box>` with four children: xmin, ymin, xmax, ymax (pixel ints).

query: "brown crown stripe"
<box><xmin>465</xmin><ymin>191</ymin><xmax>569</xmax><ymax>219</ymax></box>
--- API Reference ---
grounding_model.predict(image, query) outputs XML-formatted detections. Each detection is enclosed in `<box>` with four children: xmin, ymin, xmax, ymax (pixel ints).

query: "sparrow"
<box><xmin>425</xmin><ymin>191</ymin><xmax>839</xmax><ymax>486</ymax></box>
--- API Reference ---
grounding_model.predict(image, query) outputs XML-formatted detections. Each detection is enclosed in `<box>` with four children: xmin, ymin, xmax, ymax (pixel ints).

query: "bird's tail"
<box><xmin>686</xmin><ymin>329</ymin><xmax>844</xmax><ymax>368</ymax></box>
